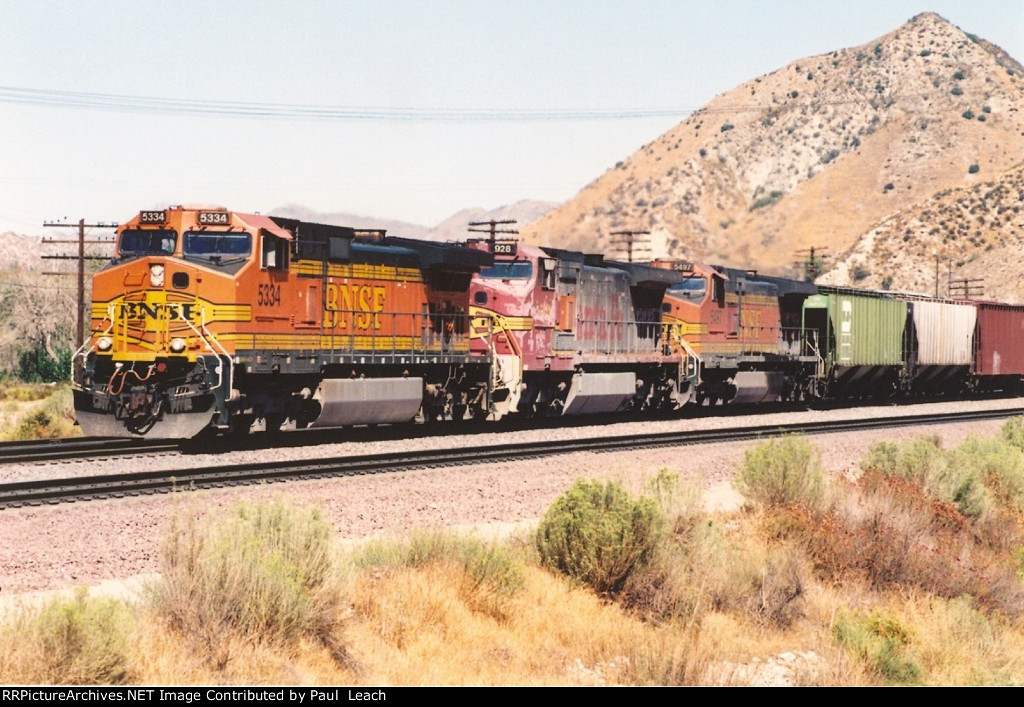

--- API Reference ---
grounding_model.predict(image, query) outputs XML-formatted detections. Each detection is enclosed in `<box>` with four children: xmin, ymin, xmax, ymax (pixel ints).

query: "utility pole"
<box><xmin>793</xmin><ymin>246</ymin><xmax>829</xmax><ymax>282</ymax></box>
<box><xmin>468</xmin><ymin>219</ymin><xmax>518</xmax><ymax>252</ymax></box>
<box><xmin>947</xmin><ymin>277</ymin><xmax>985</xmax><ymax>300</ymax></box>
<box><xmin>609</xmin><ymin>230</ymin><xmax>651</xmax><ymax>263</ymax></box>
<box><xmin>41</xmin><ymin>218</ymin><xmax>116</xmax><ymax>345</ymax></box>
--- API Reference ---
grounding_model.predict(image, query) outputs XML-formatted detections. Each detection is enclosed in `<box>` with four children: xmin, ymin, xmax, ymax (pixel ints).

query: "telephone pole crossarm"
<box><xmin>41</xmin><ymin>218</ymin><xmax>117</xmax><ymax>347</ymax></box>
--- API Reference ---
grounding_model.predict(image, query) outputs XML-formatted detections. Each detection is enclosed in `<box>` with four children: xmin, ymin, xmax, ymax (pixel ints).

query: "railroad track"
<box><xmin>2</xmin><ymin>407</ymin><xmax>1020</xmax><ymax>509</ymax></box>
<box><xmin>0</xmin><ymin>437</ymin><xmax>181</xmax><ymax>464</ymax></box>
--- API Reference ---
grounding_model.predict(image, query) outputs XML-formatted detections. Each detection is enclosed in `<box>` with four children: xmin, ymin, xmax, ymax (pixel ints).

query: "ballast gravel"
<box><xmin>0</xmin><ymin>397</ymin><xmax>1020</xmax><ymax>597</ymax></box>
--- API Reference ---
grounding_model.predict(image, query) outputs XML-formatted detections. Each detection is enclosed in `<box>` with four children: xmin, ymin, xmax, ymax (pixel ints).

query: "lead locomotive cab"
<box><xmin>74</xmin><ymin>206</ymin><xmax>494</xmax><ymax>438</ymax></box>
<box><xmin>73</xmin><ymin>206</ymin><xmax>255</xmax><ymax>437</ymax></box>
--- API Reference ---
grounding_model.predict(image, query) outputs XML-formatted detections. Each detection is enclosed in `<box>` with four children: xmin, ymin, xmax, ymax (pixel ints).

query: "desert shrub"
<box><xmin>693</xmin><ymin>538</ymin><xmax>809</xmax><ymax>628</ymax></box>
<box><xmin>149</xmin><ymin>500</ymin><xmax>350</xmax><ymax>667</ymax></box>
<box><xmin>735</xmin><ymin>436</ymin><xmax>825</xmax><ymax>510</ymax></box>
<box><xmin>772</xmin><ymin>464</ymin><xmax>1024</xmax><ymax>613</ymax></box>
<box><xmin>536</xmin><ymin>479</ymin><xmax>664</xmax><ymax>596</ymax></box>
<box><xmin>624</xmin><ymin>469</ymin><xmax>809</xmax><ymax>629</ymax></box>
<box><xmin>952</xmin><ymin>436</ymin><xmax>1024</xmax><ymax>515</ymax></box>
<box><xmin>1000</xmin><ymin>416</ymin><xmax>1024</xmax><ymax>451</ymax></box>
<box><xmin>968</xmin><ymin>164</ymin><xmax>980</xmax><ymax>174</ymax></box>
<box><xmin>749</xmin><ymin>190</ymin><xmax>784</xmax><ymax>211</ymax></box>
<box><xmin>864</xmin><ymin>436</ymin><xmax>992</xmax><ymax>520</ymax></box>
<box><xmin>353</xmin><ymin>530</ymin><xmax>524</xmax><ymax>620</ymax></box>
<box><xmin>0</xmin><ymin>588</ymin><xmax>134</xmax><ymax>684</ymax></box>
<box><xmin>646</xmin><ymin>468</ymin><xmax>703</xmax><ymax>537</ymax></box>
<box><xmin>833</xmin><ymin>609</ymin><xmax>922</xmax><ymax>684</ymax></box>
<box><xmin>740</xmin><ymin>545</ymin><xmax>808</xmax><ymax>627</ymax></box>
<box><xmin>5</xmin><ymin>387</ymin><xmax>78</xmax><ymax>441</ymax></box>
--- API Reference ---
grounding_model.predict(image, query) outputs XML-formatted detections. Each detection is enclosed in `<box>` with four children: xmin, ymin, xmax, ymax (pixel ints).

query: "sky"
<box><xmin>2</xmin><ymin>0</ymin><xmax>1022</xmax><ymax>236</ymax></box>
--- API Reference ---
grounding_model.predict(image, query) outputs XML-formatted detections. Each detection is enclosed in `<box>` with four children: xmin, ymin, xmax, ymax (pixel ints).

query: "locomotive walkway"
<box><xmin>1</xmin><ymin>406</ymin><xmax>1021</xmax><ymax>508</ymax></box>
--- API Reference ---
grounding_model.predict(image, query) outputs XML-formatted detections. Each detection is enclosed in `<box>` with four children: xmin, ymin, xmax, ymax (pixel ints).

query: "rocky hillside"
<box><xmin>818</xmin><ymin>163</ymin><xmax>1024</xmax><ymax>302</ymax></box>
<box><xmin>520</xmin><ymin>13</ymin><xmax>1024</xmax><ymax>295</ymax></box>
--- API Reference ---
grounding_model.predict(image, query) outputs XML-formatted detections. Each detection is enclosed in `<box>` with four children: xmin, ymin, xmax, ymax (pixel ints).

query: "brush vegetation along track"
<box><xmin>1</xmin><ymin>408</ymin><xmax>1021</xmax><ymax>509</ymax></box>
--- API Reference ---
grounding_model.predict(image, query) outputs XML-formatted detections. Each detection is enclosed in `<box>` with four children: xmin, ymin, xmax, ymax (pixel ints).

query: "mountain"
<box><xmin>270</xmin><ymin>200</ymin><xmax>557</xmax><ymax>243</ymax></box>
<box><xmin>427</xmin><ymin>200</ymin><xmax>559</xmax><ymax>242</ymax></box>
<box><xmin>268</xmin><ymin>204</ymin><xmax>432</xmax><ymax>240</ymax></box>
<box><xmin>520</xmin><ymin>13</ymin><xmax>1024</xmax><ymax>299</ymax></box>
<box><xmin>0</xmin><ymin>232</ymin><xmax>45</xmax><ymax>270</ymax></box>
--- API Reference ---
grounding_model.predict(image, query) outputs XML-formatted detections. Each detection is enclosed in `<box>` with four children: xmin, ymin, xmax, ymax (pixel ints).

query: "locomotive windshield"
<box><xmin>119</xmin><ymin>229</ymin><xmax>177</xmax><ymax>256</ymax></box>
<box><xmin>183</xmin><ymin>231</ymin><xmax>252</xmax><ymax>259</ymax></box>
<box><xmin>479</xmin><ymin>261</ymin><xmax>533</xmax><ymax>280</ymax></box>
<box><xmin>667</xmin><ymin>277</ymin><xmax>708</xmax><ymax>300</ymax></box>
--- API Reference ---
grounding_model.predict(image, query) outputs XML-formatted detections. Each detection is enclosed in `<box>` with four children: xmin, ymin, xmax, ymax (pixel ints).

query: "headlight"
<box><xmin>150</xmin><ymin>264</ymin><xmax>165</xmax><ymax>287</ymax></box>
<box><xmin>96</xmin><ymin>336</ymin><xmax>113</xmax><ymax>351</ymax></box>
<box><xmin>169</xmin><ymin>337</ymin><xmax>187</xmax><ymax>353</ymax></box>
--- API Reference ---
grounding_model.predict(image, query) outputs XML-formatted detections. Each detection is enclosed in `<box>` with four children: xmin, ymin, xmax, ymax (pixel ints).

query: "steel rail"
<box><xmin>2</xmin><ymin>407</ymin><xmax>1021</xmax><ymax>509</ymax></box>
<box><xmin>0</xmin><ymin>437</ymin><xmax>181</xmax><ymax>464</ymax></box>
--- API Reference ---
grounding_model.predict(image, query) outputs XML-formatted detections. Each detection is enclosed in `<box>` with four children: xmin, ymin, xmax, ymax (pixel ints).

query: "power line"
<box><xmin>0</xmin><ymin>84</ymin><xmax>938</xmax><ymax>124</ymax></box>
<box><xmin>0</xmin><ymin>86</ymin><xmax>690</xmax><ymax>123</ymax></box>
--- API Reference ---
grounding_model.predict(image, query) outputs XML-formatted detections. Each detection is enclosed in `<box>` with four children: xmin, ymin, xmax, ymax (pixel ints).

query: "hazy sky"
<box><xmin>2</xmin><ymin>0</ymin><xmax>1022</xmax><ymax>236</ymax></box>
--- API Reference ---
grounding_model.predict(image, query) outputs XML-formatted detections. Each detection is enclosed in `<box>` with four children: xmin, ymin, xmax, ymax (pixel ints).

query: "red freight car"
<box><xmin>974</xmin><ymin>302</ymin><xmax>1024</xmax><ymax>393</ymax></box>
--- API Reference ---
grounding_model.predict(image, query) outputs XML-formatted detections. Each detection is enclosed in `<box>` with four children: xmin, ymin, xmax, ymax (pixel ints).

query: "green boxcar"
<box><xmin>803</xmin><ymin>292</ymin><xmax>907</xmax><ymax>367</ymax></box>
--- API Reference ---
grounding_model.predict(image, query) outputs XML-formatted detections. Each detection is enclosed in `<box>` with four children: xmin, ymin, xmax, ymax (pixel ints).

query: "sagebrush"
<box><xmin>149</xmin><ymin>500</ymin><xmax>351</xmax><ymax>668</ymax></box>
<box><xmin>536</xmin><ymin>479</ymin><xmax>664</xmax><ymax>596</ymax></box>
<box><xmin>0</xmin><ymin>588</ymin><xmax>134</xmax><ymax>684</ymax></box>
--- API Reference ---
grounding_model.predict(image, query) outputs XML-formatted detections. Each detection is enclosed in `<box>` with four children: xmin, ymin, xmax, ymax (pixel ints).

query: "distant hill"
<box><xmin>0</xmin><ymin>232</ymin><xmax>41</xmax><ymax>270</ymax></box>
<box><xmin>519</xmin><ymin>12</ymin><xmax>1024</xmax><ymax>300</ymax></box>
<box><xmin>270</xmin><ymin>200</ymin><xmax>557</xmax><ymax>243</ymax></box>
<box><xmin>268</xmin><ymin>205</ymin><xmax>433</xmax><ymax>240</ymax></box>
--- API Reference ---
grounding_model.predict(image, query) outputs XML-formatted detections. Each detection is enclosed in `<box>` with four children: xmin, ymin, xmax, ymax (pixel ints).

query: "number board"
<box><xmin>139</xmin><ymin>210</ymin><xmax>166</xmax><ymax>224</ymax></box>
<box><xmin>493</xmin><ymin>242</ymin><xmax>517</xmax><ymax>256</ymax></box>
<box><xmin>671</xmin><ymin>261</ymin><xmax>694</xmax><ymax>272</ymax></box>
<box><xmin>198</xmin><ymin>211</ymin><xmax>230</xmax><ymax>226</ymax></box>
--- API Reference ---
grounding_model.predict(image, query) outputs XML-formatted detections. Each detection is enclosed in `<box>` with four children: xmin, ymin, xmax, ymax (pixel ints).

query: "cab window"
<box><xmin>262</xmin><ymin>234</ymin><xmax>289</xmax><ymax>270</ymax></box>
<box><xmin>119</xmin><ymin>229</ymin><xmax>176</xmax><ymax>256</ymax></box>
<box><xmin>183</xmin><ymin>231</ymin><xmax>251</xmax><ymax>258</ymax></box>
<box><xmin>478</xmin><ymin>261</ymin><xmax>532</xmax><ymax>280</ymax></box>
<box><xmin>667</xmin><ymin>277</ymin><xmax>708</xmax><ymax>301</ymax></box>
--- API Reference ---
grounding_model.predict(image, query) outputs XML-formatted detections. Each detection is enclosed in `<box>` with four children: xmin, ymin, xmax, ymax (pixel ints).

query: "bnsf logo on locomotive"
<box><xmin>120</xmin><ymin>301</ymin><xmax>196</xmax><ymax>321</ymax></box>
<box><xmin>323</xmin><ymin>283</ymin><xmax>387</xmax><ymax>330</ymax></box>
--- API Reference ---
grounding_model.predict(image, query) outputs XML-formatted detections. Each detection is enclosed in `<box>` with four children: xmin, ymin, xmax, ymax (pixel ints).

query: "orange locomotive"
<box><xmin>654</xmin><ymin>260</ymin><xmax>818</xmax><ymax>404</ymax></box>
<box><xmin>73</xmin><ymin>206</ymin><xmax>493</xmax><ymax>437</ymax></box>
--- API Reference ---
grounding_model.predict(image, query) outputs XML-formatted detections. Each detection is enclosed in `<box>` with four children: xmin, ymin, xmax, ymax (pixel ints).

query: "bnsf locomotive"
<box><xmin>72</xmin><ymin>205</ymin><xmax>1024</xmax><ymax>438</ymax></box>
<box><xmin>74</xmin><ymin>206</ymin><xmax>491</xmax><ymax>437</ymax></box>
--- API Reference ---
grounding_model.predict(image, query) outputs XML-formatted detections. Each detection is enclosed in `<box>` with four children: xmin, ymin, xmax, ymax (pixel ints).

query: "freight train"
<box><xmin>71</xmin><ymin>205</ymin><xmax>1024</xmax><ymax>438</ymax></box>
